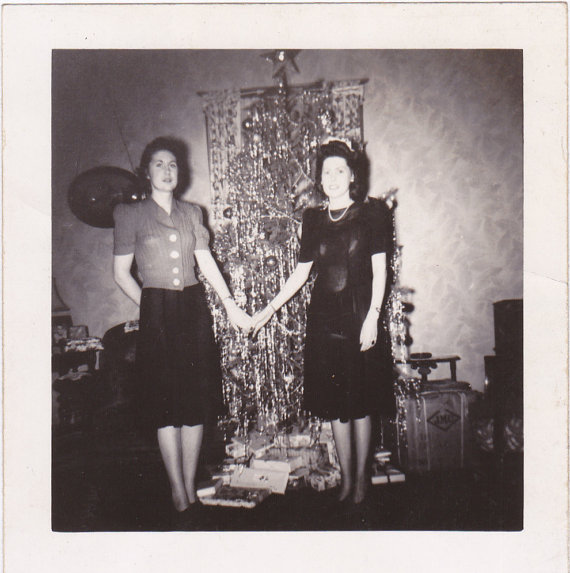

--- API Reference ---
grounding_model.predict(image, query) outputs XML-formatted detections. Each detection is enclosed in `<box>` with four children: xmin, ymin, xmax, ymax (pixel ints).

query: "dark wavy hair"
<box><xmin>137</xmin><ymin>136</ymin><xmax>191</xmax><ymax>199</ymax></box>
<box><xmin>314</xmin><ymin>139</ymin><xmax>369</xmax><ymax>202</ymax></box>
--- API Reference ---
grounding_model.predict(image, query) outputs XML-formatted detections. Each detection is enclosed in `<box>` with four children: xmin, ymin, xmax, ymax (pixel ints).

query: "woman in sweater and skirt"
<box><xmin>252</xmin><ymin>139</ymin><xmax>395</xmax><ymax>504</ymax></box>
<box><xmin>113</xmin><ymin>137</ymin><xmax>251</xmax><ymax>517</ymax></box>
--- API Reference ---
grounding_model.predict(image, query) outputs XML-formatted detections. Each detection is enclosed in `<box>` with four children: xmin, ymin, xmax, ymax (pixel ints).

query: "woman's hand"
<box><xmin>224</xmin><ymin>299</ymin><xmax>252</xmax><ymax>333</ymax></box>
<box><xmin>251</xmin><ymin>305</ymin><xmax>275</xmax><ymax>337</ymax></box>
<box><xmin>360</xmin><ymin>311</ymin><xmax>379</xmax><ymax>352</ymax></box>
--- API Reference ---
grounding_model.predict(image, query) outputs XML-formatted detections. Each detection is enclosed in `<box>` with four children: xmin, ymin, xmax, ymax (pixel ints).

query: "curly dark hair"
<box><xmin>314</xmin><ymin>139</ymin><xmax>369</xmax><ymax>203</ymax></box>
<box><xmin>137</xmin><ymin>136</ymin><xmax>191</xmax><ymax>199</ymax></box>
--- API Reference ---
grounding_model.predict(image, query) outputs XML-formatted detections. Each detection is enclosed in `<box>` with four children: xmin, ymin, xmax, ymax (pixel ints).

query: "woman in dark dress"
<box><xmin>252</xmin><ymin>139</ymin><xmax>394</xmax><ymax>504</ymax></box>
<box><xmin>113</xmin><ymin>137</ymin><xmax>251</xmax><ymax>517</ymax></box>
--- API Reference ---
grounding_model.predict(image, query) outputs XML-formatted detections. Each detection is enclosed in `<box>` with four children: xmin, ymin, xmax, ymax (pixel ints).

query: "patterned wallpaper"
<box><xmin>52</xmin><ymin>50</ymin><xmax>523</xmax><ymax>392</ymax></box>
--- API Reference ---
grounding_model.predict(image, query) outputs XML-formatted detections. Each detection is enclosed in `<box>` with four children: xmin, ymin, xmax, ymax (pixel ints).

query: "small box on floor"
<box><xmin>199</xmin><ymin>486</ymin><xmax>271</xmax><ymax>509</ymax></box>
<box><xmin>197</xmin><ymin>478</ymin><xmax>223</xmax><ymax>498</ymax></box>
<box><xmin>307</xmin><ymin>465</ymin><xmax>341</xmax><ymax>492</ymax></box>
<box><xmin>371</xmin><ymin>462</ymin><xmax>405</xmax><ymax>485</ymax></box>
<box><xmin>252</xmin><ymin>448</ymin><xmax>304</xmax><ymax>472</ymax></box>
<box><xmin>230</xmin><ymin>466</ymin><xmax>289</xmax><ymax>494</ymax></box>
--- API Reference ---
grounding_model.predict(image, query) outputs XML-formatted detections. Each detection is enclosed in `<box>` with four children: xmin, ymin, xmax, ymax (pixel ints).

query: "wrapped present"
<box><xmin>230</xmin><ymin>466</ymin><xmax>289</xmax><ymax>494</ymax></box>
<box><xmin>318</xmin><ymin>432</ymin><xmax>340</xmax><ymax>469</ymax></box>
<box><xmin>274</xmin><ymin>431</ymin><xmax>312</xmax><ymax>449</ymax></box>
<box><xmin>384</xmin><ymin>464</ymin><xmax>405</xmax><ymax>483</ymax></box>
<box><xmin>197</xmin><ymin>478</ymin><xmax>223</xmax><ymax>498</ymax></box>
<box><xmin>373</xmin><ymin>449</ymin><xmax>392</xmax><ymax>463</ymax></box>
<box><xmin>221</xmin><ymin>458</ymin><xmax>241</xmax><ymax>473</ymax></box>
<box><xmin>287</xmin><ymin>467</ymin><xmax>310</xmax><ymax>490</ymax></box>
<box><xmin>252</xmin><ymin>447</ymin><xmax>304</xmax><ymax>472</ymax></box>
<box><xmin>250</xmin><ymin>458</ymin><xmax>291</xmax><ymax>474</ymax></box>
<box><xmin>371</xmin><ymin>462</ymin><xmax>405</xmax><ymax>485</ymax></box>
<box><xmin>225</xmin><ymin>436</ymin><xmax>247</xmax><ymax>459</ymax></box>
<box><xmin>307</xmin><ymin>465</ymin><xmax>341</xmax><ymax>492</ymax></box>
<box><xmin>199</xmin><ymin>486</ymin><xmax>271</xmax><ymax>509</ymax></box>
<box><xmin>371</xmin><ymin>463</ymin><xmax>389</xmax><ymax>485</ymax></box>
<box><xmin>209</xmin><ymin>469</ymin><xmax>232</xmax><ymax>485</ymax></box>
<box><xmin>247</xmin><ymin>430</ymin><xmax>274</xmax><ymax>458</ymax></box>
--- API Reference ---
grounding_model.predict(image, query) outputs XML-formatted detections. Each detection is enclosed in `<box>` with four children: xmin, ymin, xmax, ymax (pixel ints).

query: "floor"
<box><xmin>52</xmin><ymin>419</ymin><xmax>523</xmax><ymax>532</ymax></box>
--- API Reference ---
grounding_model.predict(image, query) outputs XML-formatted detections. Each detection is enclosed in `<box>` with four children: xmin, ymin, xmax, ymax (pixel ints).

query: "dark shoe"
<box><xmin>172</xmin><ymin>501</ymin><xmax>201</xmax><ymax>530</ymax></box>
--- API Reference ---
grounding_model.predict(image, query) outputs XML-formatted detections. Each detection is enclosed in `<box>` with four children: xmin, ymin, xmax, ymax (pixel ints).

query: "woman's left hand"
<box><xmin>360</xmin><ymin>312</ymin><xmax>379</xmax><ymax>352</ymax></box>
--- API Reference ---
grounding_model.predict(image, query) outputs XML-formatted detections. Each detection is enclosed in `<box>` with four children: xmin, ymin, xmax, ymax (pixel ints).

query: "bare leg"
<box><xmin>157</xmin><ymin>426</ymin><xmax>190</xmax><ymax>512</ymax></box>
<box><xmin>353</xmin><ymin>415</ymin><xmax>372</xmax><ymax>504</ymax></box>
<box><xmin>181</xmin><ymin>424</ymin><xmax>204</xmax><ymax>504</ymax></box>
<box><xmin>331</xmin><ymin>418</ymin><xmax>353</xmax><ymax>501</ymax></box>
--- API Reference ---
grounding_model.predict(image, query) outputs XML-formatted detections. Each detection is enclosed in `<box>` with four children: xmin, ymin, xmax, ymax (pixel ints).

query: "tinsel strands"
<box><xmin>201</xmin><ymin>81</ymin><xmax>367</xmax><ymax>432</ymax></box>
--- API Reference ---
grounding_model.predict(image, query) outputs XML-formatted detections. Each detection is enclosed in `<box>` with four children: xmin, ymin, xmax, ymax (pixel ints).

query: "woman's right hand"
<box><xmin>224</xmin><ymin>300</ymin><xmax>252</xmax><ymax>333</ymax></box>
<box><xmin>251</xmin><ymin>305</ymin><xmax>275</xmax><ymax>337</ymax></box>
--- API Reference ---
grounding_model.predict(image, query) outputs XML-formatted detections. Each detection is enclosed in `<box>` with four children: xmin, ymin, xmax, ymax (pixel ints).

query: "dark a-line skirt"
<box><xmin>303</xmin><ymin>285</ymin><xmax>396</xmax><ymax>423</ymax></box>
<box><xmin>135</xmin><ymin>284</ymin><xmax>224</xmax><ymax>431</ymax></box>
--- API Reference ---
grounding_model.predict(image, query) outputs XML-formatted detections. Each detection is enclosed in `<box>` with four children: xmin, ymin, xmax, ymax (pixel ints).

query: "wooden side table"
<box><xmin>401</xmin><ymin>354</ymin><xmax>461</xmax><ymax>384</ymax></box>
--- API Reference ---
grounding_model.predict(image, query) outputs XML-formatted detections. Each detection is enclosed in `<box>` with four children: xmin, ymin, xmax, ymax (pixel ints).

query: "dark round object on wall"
<box><xmin>68</xmin><ymin>166</ymin><xmax>143</xmax><ymax>228</ymax></box>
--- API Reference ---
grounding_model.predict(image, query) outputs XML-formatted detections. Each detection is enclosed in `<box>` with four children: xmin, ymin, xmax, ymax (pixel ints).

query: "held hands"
<box><xmin>360</xmin><ymin>311</ymin><xmax>379</xmax><ymax>352</ymax></box>
<box><xmin>251</xmin><ymin>305</ymin><xmax>275</xmax><ymax>337</ymax></box>
<box><xmin>223</xmin><ymin>299</ymin><xmax>253</xmax><ymax>333</ymax></box>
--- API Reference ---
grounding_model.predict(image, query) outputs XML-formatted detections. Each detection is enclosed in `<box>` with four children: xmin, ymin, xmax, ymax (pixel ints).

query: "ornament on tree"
<box><xmin>223</xmin><ymin>207</ymin><xmax>233</xmax><ymax>218</ymax></box>
<box><xmin>264</xmin><ymin>255</ymin><xmax>278</xmax><ymax>269</ymax></box>
<box><xmin>317</xmin><ymin>108</ymin><xmax>336</xmax><ymax>133</ymax></box>
<box><xmin>242</xmin><ymin>117</ymin><xmax>253</xmax><ymax>131</ymax></box>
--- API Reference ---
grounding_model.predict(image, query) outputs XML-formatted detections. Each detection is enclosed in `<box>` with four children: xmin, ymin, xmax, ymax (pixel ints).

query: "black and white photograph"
<box><xmin>3</xmin><ymin>4</ymin><xmax>568</xmax><ymax>572</ymax></box>
<box><xmin>51</xmin><ymin>48</ymin><xmax>525</xmax><ymax>533</ymax></box>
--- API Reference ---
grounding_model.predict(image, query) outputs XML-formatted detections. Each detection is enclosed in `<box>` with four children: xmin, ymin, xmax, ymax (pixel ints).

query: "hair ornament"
<box><xmin>320</xmin><ymin>136</ymin><xmax>356</xmax><ymax>151</ymax></box>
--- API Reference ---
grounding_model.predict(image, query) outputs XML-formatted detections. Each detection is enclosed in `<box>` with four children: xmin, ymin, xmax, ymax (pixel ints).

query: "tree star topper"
<box><xmin>261</xmin><ymin>50</ymin><xmax>301</xmax><ymax>79</ymax></box>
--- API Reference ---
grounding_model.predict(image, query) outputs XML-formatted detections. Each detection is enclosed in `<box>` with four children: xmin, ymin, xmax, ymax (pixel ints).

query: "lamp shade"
<box><xmin>52</xmin><ymin>278</ymin><xmax>70</xmax><ymax>314</ymax></box>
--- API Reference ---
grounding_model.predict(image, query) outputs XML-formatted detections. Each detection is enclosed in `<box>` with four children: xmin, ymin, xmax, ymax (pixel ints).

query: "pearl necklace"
<box><xmin>328</xmin><ymin>202</ymin><xmax>352</xmax><ymax>222</ymax></box>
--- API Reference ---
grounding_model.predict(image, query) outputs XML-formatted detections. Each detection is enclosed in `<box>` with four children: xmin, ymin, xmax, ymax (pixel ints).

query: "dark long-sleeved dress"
<box><xmin>299</xmin><ymin>200</ymin><xmax>396</xmax><ymax>422</ymax></box>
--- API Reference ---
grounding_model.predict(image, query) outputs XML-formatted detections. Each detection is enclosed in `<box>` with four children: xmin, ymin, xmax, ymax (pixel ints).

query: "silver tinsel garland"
<box><xmin>202</xmin><ymin>81</ymin><xmax>412</xmax><ymax>438</ymax></box>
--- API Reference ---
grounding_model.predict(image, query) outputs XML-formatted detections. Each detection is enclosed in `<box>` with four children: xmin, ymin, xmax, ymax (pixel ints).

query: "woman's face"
<box><xmin>321</xmin><ymin>156</ymin><xmax>353</xmax><ymax>200</ymax></box>
<box><xmin>147</xmin><ymin>150</ymin><xmax>178</xmax><ymax>194</ymax></box>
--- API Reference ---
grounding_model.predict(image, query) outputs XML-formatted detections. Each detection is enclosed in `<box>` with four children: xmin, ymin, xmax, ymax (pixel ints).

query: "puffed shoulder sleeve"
<box><xmin>113</xmin><ymin>203</ymin><xmax>136</xmax><ymax>255</ymax></box>
<box><xmin>367</xmin><ymin>199</ymin><xmax>391</xmax><ymax>255</ymax></box>
<box><xmin>191</xmin><ymin>205</ymin><xmax>211</xmax><ymax>250</ymax></box>
<box><xmin>298</xmin><ymin>208</ymin><xmax>317</xmax><ymax>263</ymax></box>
